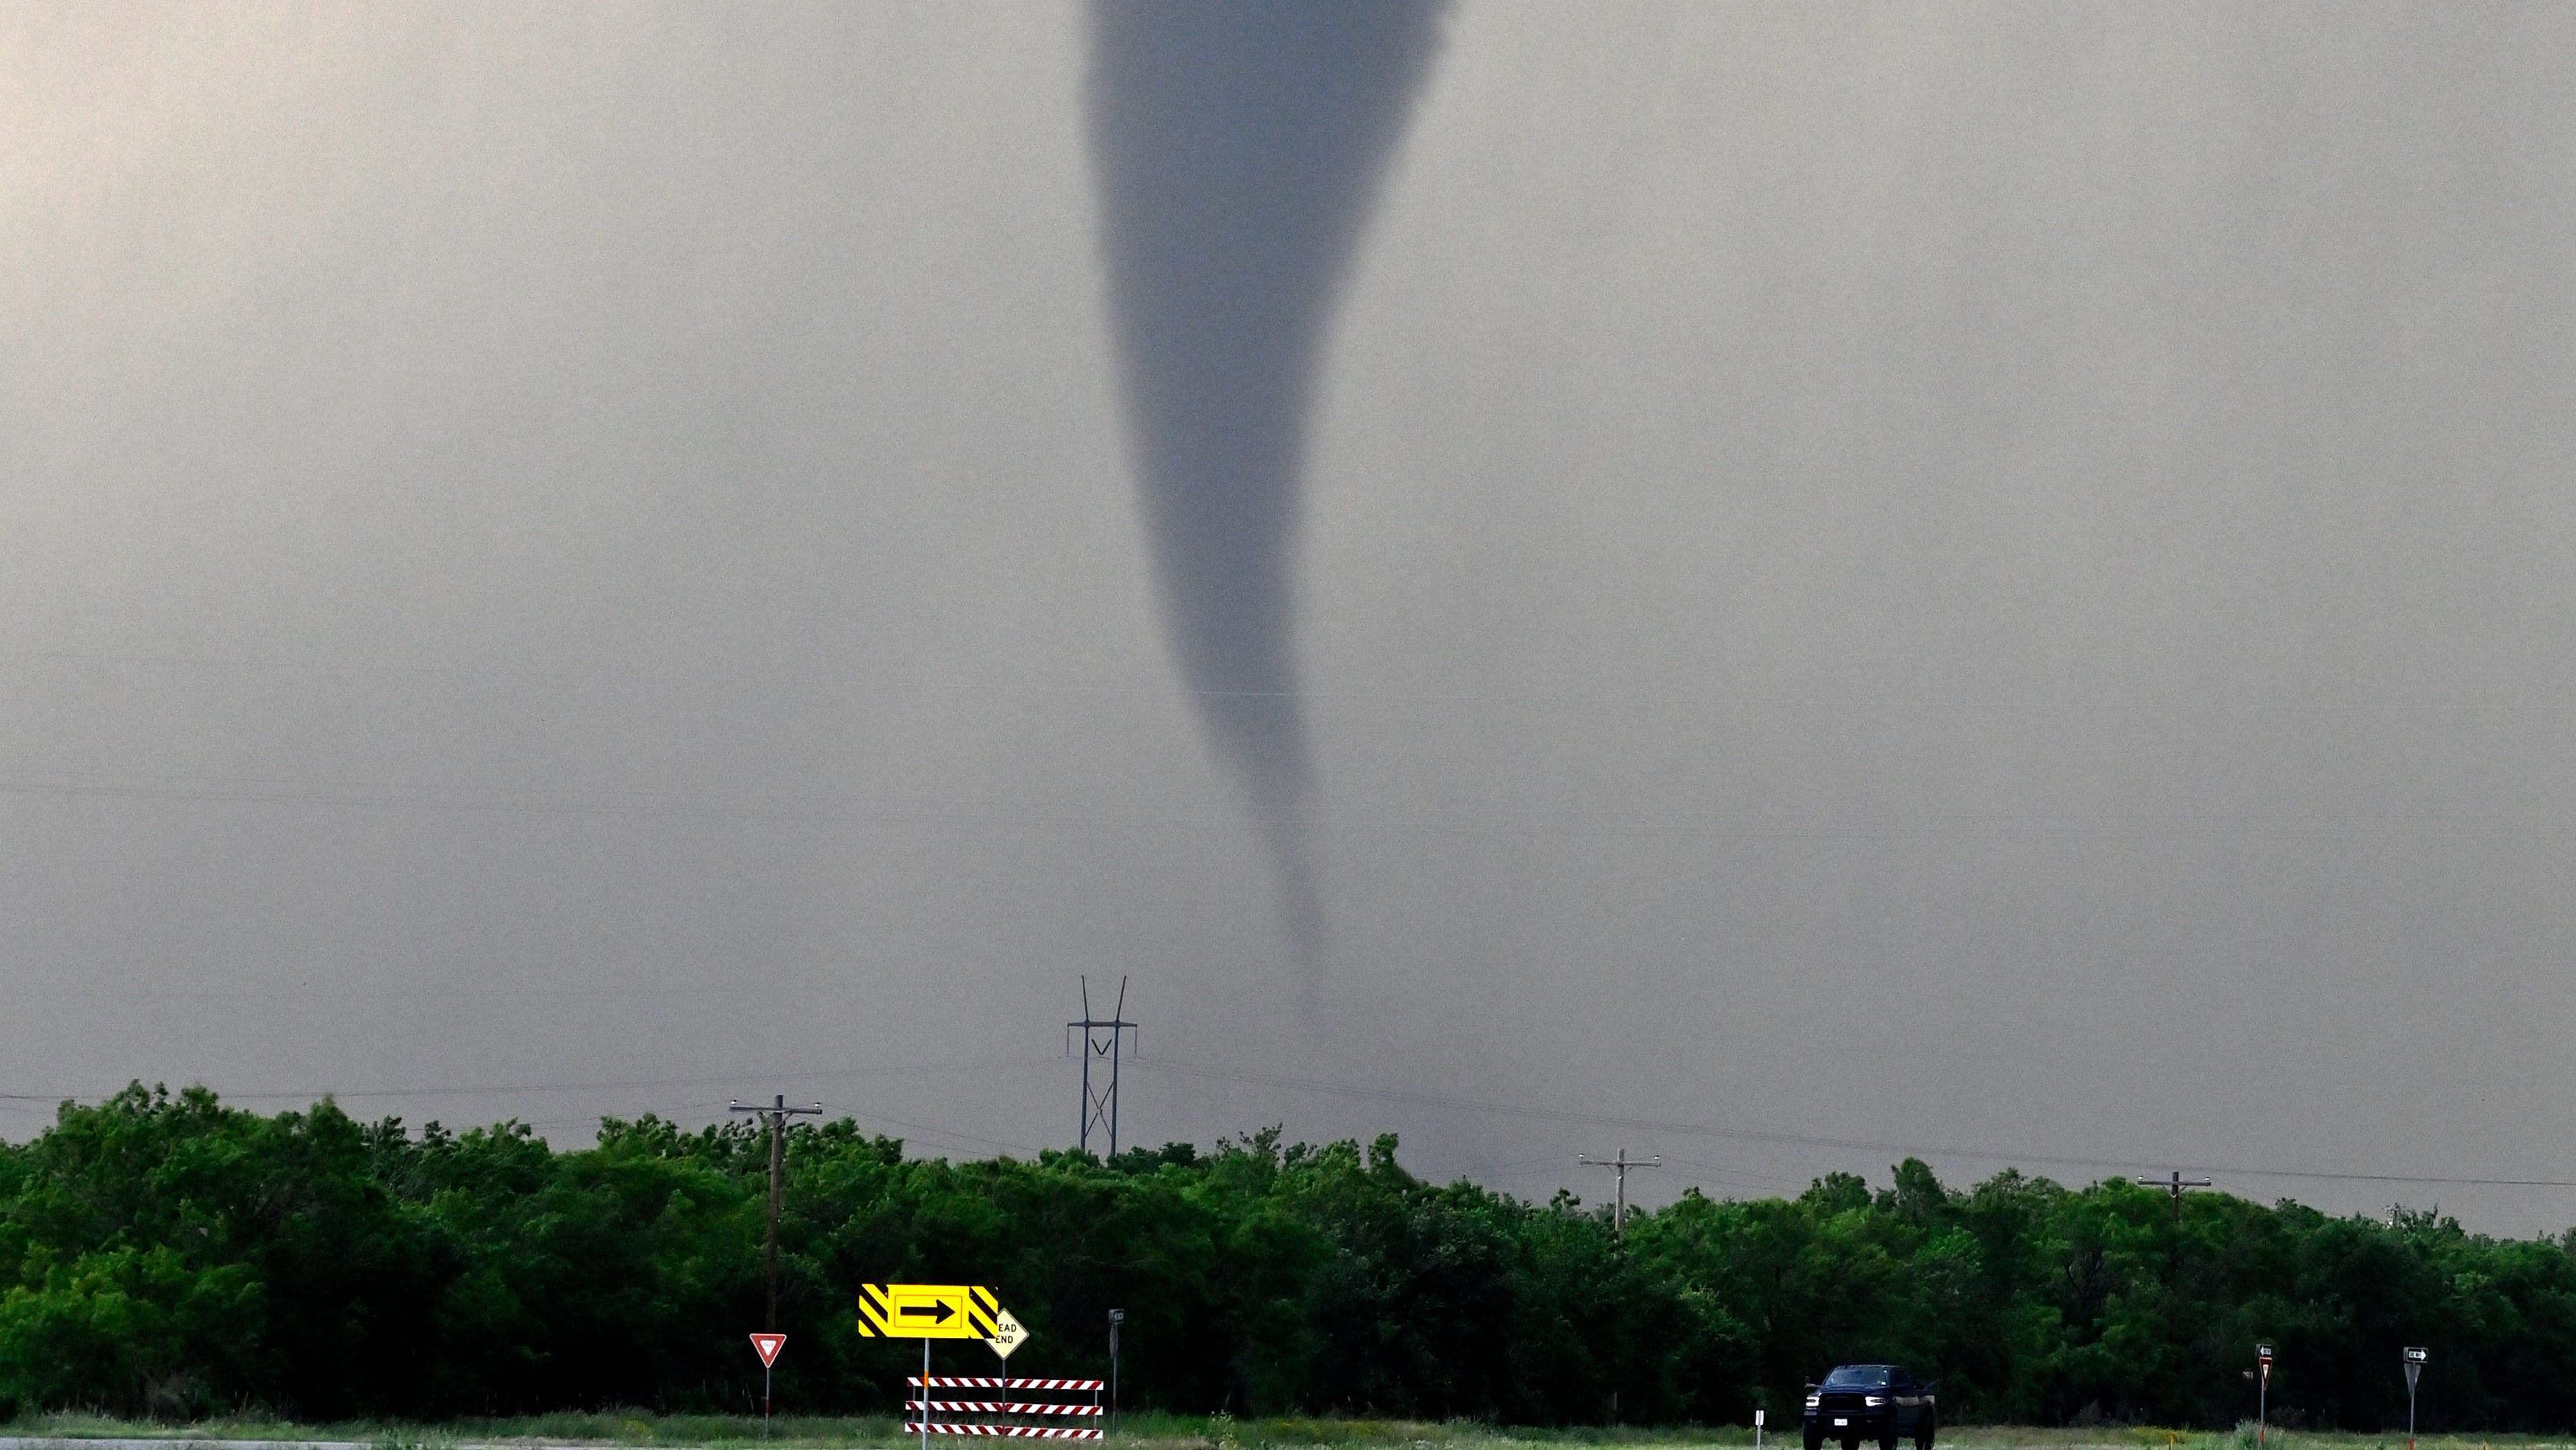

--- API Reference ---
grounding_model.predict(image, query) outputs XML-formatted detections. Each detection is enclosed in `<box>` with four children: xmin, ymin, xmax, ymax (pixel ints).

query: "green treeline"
<box><xmin>1</xmin><ymin>1086</ymin><xmax>2571</xmax><ymax>1431</ymax></box>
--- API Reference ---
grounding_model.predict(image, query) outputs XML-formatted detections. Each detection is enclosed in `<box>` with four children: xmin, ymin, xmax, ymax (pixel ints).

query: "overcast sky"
<box><xmin>7</xmin><ymin>2</ymin><xmax>2576</xmax><ymax>1231</ymax></box>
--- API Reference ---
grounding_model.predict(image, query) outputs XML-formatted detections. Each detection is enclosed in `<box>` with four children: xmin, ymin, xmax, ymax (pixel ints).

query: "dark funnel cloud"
<box><xmin>1088</xmin><ymin>0</ymin><xmax>1445</xmax><ymax>964</ymax></box>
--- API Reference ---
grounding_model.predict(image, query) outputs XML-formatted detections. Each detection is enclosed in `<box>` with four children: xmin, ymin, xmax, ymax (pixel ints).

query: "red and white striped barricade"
<box><xmin>906</xmin><ymin>1376</ymin><xmax>1106</xmax><ymax>1441</ymax></box>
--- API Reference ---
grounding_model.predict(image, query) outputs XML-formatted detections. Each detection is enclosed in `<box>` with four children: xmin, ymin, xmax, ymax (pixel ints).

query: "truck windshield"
<box><xmin>1824</xmin><ymin>1367</ymin><xmax>1893</xmax><ymax>1388</ymax></box>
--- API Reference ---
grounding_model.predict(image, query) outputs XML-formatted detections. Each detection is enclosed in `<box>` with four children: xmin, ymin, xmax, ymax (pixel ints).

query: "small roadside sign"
<box><xmin>2403</xmin><ymin>1346</ymin><xmax>2429</xmax><ymax>1450</ymax></box>
<box><xmin>987</xmin><ymin>1308</ymin><xmax>1030</xmax><ymax>1360</ymax></box>
<box><xmin>751</xmin><ymin>1330</ymin><xmax>789</xmax><ymax>1422</ymax></box>
<box><xmin>858</xmin><ymin>1283</ymin><xmax>997</xmax><ymax>1340</ymax></box>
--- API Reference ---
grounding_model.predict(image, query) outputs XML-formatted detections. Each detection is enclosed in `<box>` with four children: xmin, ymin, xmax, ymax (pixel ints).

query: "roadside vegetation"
<box><xmin>1</xmin><ymin>1087</ymin><xmax>2570</xmax><ymax>1430</ymax></box>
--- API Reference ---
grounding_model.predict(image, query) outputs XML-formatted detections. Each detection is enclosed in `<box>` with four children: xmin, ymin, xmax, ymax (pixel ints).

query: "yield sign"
<box><xmin>750</xmin><ymin>1332</ymin><xmax>786</xmax><ymax>1368</ymax></box>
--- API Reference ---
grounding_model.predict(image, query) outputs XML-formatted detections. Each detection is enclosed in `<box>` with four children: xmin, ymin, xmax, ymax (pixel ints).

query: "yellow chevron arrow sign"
<box><xmin>857</xmin><ymin>1283</ymin><xmax>997</xmax><ymax>1341</ymax></box>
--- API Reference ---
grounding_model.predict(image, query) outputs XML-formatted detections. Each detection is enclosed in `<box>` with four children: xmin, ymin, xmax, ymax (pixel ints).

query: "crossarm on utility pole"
<box><xmin>2134</xmin><ymin>1170</ymin><xmax>2212</xmax><ymax>1219</ymax></box>
<box><xmin>1578</xmin><ymin>1150</ymin><xmax>1663</xmax><ymax>1246</ymax></box>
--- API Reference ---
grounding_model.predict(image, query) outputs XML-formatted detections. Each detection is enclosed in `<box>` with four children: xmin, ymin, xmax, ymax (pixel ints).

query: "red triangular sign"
<box><xmin>750</xmin><ymin>1332</ymin><xmax>786</xmax><ymax>1367</ymax></box>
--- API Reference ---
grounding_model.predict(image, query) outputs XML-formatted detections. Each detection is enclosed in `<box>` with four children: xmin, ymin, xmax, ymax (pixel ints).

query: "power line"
<box><xmin>0</xmin><ymin>1084</ymin><xmax>1028</xmax><ymax>1160</ymax></box>
<box><xmin>815</xmin><ymin>1103</ymin><xmax>1039</xmax><ymax>1158</ymax></box>
<box><xmin>18</xmin><ymin>642</ymin><xmax>2576</xmax><ymax>714</ymax></box>
<box><xmin>1436</xmin><ymin>1151</ymin><xmax>1614</xmax><ymax>1180</ymax></box>
<box><xmin>9</xmin><ymin>768</ymin><xmax>2576</xmax><ymax>841</ymax></box>
<box><xmin>0</xmin><ymin>1055</ymin><xmax>1028</xmax><ymax>1106</ymax></box>
<box><xmin>1658</xmin><ymin>1155</ymin><xmax>1808</xmax><ymax>1188</ymax></box>
<box><xmin>1129</xmin><ymin>1055</ymin><xmax>2576</xmax><ymax>1190</ymax></box>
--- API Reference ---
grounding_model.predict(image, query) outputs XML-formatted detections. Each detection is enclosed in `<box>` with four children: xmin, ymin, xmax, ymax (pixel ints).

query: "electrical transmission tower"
<box><xmin>1579</xmin><ymin>1148</ymin><xmax>1662</xmax><ymax>1243</ymax></box>
<box><xmin>730</xmin><ymin>1093</ymin><xmax>824</xmax><ymax>1331</ymax></box>
<box><xmin>1068</xmin><ymin>975</ymin><xmax>1137</xmax><ymax>1159</ymax></box>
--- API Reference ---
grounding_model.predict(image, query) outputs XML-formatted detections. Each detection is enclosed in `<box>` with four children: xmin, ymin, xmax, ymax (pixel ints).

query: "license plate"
<box><xmin>1834</xmin><ymin>1420</ymin><xmax>1847</xmax><ymax>1427</ymax></box>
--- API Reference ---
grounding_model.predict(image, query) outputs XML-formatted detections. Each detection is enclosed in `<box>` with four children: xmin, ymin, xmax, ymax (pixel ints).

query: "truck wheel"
<box><xmin>1879</xmin><ymin>1425</ymin><xmax>1898</xmax><ymax>1450</ymax></box>
<box><xmin>1842</xmin><ymin>1437</ymin><xmax>1859</xmax><ymax>1450</ymax></box>
<box><xmin>1917</xmin><ymin>1414</ymin><xmax>1936</xmax><ymax>1450</ymax></box>
<box><xmin>1805</xmin><ymin>1430</ymin><xmax>1822</xmax><ymax>1450</ymax></box>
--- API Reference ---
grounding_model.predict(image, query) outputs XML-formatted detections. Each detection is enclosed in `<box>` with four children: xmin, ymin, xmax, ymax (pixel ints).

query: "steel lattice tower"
<box><xmin>1069</xmin><ymin>975</ymin><xmax>1137</xmax><ymax>1158</ymax></box>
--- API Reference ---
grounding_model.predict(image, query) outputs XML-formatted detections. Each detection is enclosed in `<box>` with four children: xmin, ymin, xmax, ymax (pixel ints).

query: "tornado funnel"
<box><xmin>1088</xmin><ymin>0</ymin><xmax>1444</xmax><ymax>965</ymax></box>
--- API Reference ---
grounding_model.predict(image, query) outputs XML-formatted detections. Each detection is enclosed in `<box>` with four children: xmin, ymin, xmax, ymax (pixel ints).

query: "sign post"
<box><xmin>749</xmin><ymin>1333</ymin><xmax>786</xmax><ymax>1426</ymax></box>
<box><xmin>1108</xmin><ymin>1308</ymin><xmax>1126</xmax><ymax>1439</ymax></box>
<box><xmin>2404</xmin><ymin>1347</ymin><xmax>2427</xmax><ymax>1450</ymax></box>
<box><xmin>2256</xmin><ymin>1342</ymin><xmax>2273</xmax><ymax>1448</ymax></box>
<box><xmin>1755</xmin><ymin>1408</ymin><xmax>1765</xmax><ymax>1449</ymax></box>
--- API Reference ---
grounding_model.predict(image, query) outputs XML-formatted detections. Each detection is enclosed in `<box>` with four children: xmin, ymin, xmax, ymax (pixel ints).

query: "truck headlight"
<box><xmin>1805</xmin><ymin>1396</ymin><xmax>1820</xmax><ymax>1409</ymax></box>
<box><xmin>1864</xmin><ymin>1396</ymin><xmax>1885</xmax><ymax>1407</ymax></box>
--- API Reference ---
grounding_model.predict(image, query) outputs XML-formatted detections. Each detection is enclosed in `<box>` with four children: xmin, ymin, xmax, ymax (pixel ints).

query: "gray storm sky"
<box><xmin>6</xmin><ymin>2</ymin><xmax>2576</xmax><ymax>1230</ymax></box>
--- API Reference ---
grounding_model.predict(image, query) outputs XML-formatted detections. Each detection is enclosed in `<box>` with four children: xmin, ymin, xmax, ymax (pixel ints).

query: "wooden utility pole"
<box><xmin>733</xmin><ymin>1095</ymin><xmax>824</xmax><ymax>1330</ymax></box>
<box><xmin>1578</xmin><ymin>1149</ymin><xmax>1662</xmax><ymax>1431</ymax></box>
<box><xmin>1579</xmin><ymin>1149</ymin><xmax>1662</xmax><ymax>1245</ymax></box>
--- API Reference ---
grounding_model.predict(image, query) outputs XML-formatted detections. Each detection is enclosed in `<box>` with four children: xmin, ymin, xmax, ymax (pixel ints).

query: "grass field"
<box><xmin>0</xmin><ymin>1414</ymin><xmax>2553</xmax><ymax>1450</ymax></box>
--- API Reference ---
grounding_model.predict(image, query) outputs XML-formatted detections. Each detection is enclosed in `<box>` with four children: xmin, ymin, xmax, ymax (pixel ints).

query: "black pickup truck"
<box><xmin>1803</xmin><ymin>1364</ymin><xmax>1935</xmax><ymax>1450</ymax></box>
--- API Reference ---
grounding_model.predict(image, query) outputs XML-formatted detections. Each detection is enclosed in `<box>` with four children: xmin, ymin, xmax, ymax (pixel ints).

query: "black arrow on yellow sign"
<box><xmin>857</xmin><ymin>1283</ymin><xmax>993</xmax><ymax>1340</ymax></box>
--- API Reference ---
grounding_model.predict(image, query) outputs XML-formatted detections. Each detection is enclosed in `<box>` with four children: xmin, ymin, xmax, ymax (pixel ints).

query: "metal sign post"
<box><xmin>748</xmin><ymin>1334</ymin><xmax>786</xmax><ymax>1429</ymax></box>
<box><xmin>1108</xmin><ymin>1308</ymin><xmax>1125</xmax><ymax>1438</ymax></box>
<box><xmin>1755</xmin><ymin>1409</ymin><xmax>1765</xmax><ymax>1449</ymax></box>
<box><xmin>2404</xmin><ymin>1348</ymin><xmax>2428</xmax><ymax>1450</ymax></box>
<box><xmin>2256</xmin><ymin>1343</ymin><xmax>2273</xmax><ymax>1448</ymax></box>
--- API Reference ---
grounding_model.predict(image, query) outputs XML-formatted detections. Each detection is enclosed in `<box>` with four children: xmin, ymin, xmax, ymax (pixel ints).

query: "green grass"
<box><xmin>0</xmin><ymin>1414</ymin><xmax>2562</xmax><ymax>1450</ymax></box>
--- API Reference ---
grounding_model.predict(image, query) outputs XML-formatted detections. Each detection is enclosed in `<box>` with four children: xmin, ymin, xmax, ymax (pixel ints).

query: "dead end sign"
<box><xmin>750</xmin><ymin>1332</ymin><xmax>786</xmax><ymax>1368</ymax></box>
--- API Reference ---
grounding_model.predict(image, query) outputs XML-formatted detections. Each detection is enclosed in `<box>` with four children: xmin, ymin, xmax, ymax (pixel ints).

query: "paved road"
<box><xmin>1</xmin><ymin>1442</ymin><xmax>415</xmax><ymax>1450</ymax></box>
<box><xmin>0</xmin><ymin>1441</ymin><xmax>525</xmax><ymax>1450</ymax></box>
